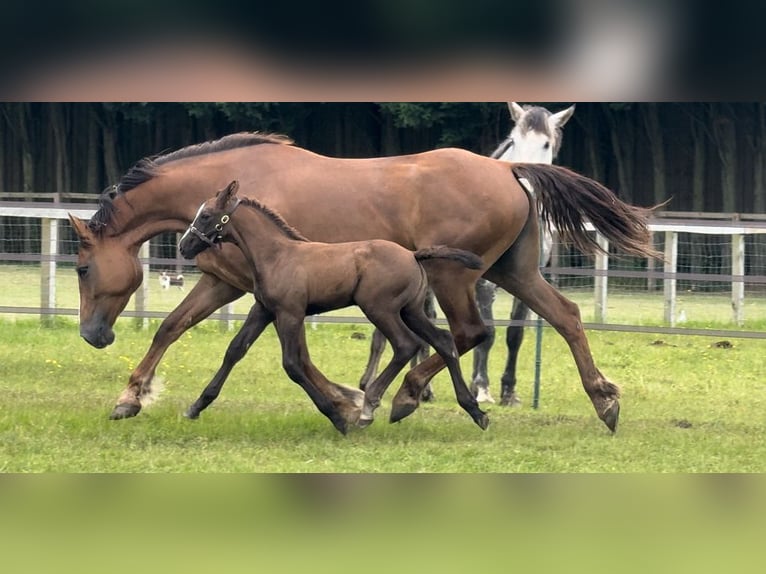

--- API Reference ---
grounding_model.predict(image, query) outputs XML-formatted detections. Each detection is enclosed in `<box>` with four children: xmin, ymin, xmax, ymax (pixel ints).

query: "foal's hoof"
<box><xmin>474</xmin><ymin>413</ymin><xmax>490</xmax><ymax>431</ymax></box>
<box><xmin>600</xmin><ymin>400</ymin><xmax>620</xmax><ymax>433</ymax></box>
<box><xmin>109</xmin><ymin>402</ymin><xmax>141</xmax><ymax>420</ymax></box>
<box><xmin>183</xmin><ymin>408</ymin><xmax>200</xmax><ymax>420</ymax></box>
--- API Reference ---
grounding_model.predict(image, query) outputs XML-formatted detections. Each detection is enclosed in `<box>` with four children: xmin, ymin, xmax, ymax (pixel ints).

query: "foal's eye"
<box><xmin>76</xmin><ymin>266</ymin><xmax>89</xmax><ymax>278</ymax></box>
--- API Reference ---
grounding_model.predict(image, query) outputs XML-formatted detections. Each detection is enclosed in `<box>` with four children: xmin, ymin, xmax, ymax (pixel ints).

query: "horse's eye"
<box><xmin>76</xmin><ymin>266</ymin><xmax>89</xmax><ymax>278</ymax></box>
<box><xmin>508</xmin><ymin>138</ymin><xmax>514</xmax><ymax>147</ymax></box>
<box><xmin>543</xmin><ymin>141</ymin><xmax>550</xmax><ymax>150</ymax></box>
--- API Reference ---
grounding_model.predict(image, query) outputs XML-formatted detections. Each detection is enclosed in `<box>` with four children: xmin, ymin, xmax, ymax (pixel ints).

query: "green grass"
<box><xmin>1</xmin><ymin>317</ymin><xmax>764</xmax><ymax>472</ymax></box>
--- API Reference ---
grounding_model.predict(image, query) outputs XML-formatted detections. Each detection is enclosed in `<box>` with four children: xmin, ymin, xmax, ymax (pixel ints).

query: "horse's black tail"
<box><xmin>511</xmin><ymin>163</ymin><xmax>664</xmax><ymax>260</ymax></box>
<box><xmin>414</xmin><ymin>246</ymin><xmax>483</xmax><ymax>270</ymax></box>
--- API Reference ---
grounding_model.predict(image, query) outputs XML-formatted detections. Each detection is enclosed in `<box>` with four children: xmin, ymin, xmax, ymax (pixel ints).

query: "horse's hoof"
<box><xmin>475</xmin><ymin>387</ymin><xmax>496</xmax><ymax>404</ymax></box>
<box><xmin>389</xmin><ymin>401</ymin><xmax>418</xmax><ymax>424</ymax></box>
<box><xmin>499</xmin><ymin>391</ymin><xmax>521</xmax><ymax>407</ymax></box>
<box><xmin>109</xmin><ymin>403</ymin><xmax>141</xmax><ymax>420</ymax></box>
<box><xmin>601</xmin><ymin>400</ymin><xmax>620</xmax><ymax>433</ymax></box>
<box><xmin>356</xmin><ymin>417</ymin><xmax>374</xmax><ymax>429</ymax></box>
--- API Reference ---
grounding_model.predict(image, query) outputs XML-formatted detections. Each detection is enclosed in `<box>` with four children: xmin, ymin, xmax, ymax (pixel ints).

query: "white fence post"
<box><xmin>135</xmin><ymin>241</ymin><xmax>150</xmax><ymax>329</ymax></box>
<box><xmin>594</xmin><ymin>233</ymin><xmax>609</xmax><ymax>323</ymax></box>
<box><xmin>663</xmin><ymin>231</ymin><xmax>678</xmax><ymax>326</ymax></box>
<box><xmin>40</xmin><ymin>218</ymin><xmax>58</xmax><ymax>325</ymax></box>
<box><xmin>731</xmin><ymin>233</ymin><xmax>745</xmax><ymax>326</ymax></box>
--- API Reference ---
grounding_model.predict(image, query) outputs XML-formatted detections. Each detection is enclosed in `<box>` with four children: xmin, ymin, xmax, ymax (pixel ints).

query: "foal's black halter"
<box><xmin>187</xmin><ymin>199</ymin><xmax>241</xmax><ymax>248</ymax></box>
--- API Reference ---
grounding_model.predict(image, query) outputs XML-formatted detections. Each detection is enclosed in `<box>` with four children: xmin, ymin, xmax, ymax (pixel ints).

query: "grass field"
<box><xmin>1</xmin><ymin>313</ymin><xmax>764</xmax><ymax>472</ymax></box>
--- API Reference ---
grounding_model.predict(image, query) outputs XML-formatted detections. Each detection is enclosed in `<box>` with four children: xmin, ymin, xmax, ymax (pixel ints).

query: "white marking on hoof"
<box><xmin>475</xmin><ymin>387</ymin><xmax>496</xmax><ymax>404</ymax></box>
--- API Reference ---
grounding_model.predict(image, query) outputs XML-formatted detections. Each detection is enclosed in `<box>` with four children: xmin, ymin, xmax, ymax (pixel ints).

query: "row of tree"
<box><xmin>1</xmin><ymin>102</ymin><xmax>764</xmax><ymax>213</ymax></box>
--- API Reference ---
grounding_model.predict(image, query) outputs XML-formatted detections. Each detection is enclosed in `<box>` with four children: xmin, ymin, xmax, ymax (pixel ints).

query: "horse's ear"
<box><xmin>508</xmin><ymin>102</ymin><xmax>525</xmax><ymax>123</ymax></box>
<box><xmin>550</xmin><ymin>105</ymin><xmax>575</xmax><ymax>129</ymax></box>
<box><xmin>68</xmin><ymin>214</ymin><xmax>93</xmax><ymax>247</ymax></box>
<box><xmin>227</xmin><ymin>180</ymin><xmax>240</xmax><ymax>197</ymax></box>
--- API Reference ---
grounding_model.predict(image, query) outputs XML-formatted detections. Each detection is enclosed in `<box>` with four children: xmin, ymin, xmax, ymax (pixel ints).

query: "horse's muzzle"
<box><xmin>80</xmin><ymin>322</ymin><xmax>116</xmax><ymax>349</ymax></box>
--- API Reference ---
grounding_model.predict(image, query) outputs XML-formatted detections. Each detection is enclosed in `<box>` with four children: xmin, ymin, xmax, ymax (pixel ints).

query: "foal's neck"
<box><xmin>227</xmin><ymin>202</ymin><xmax>305</xmax><ymax>274</ymax></box>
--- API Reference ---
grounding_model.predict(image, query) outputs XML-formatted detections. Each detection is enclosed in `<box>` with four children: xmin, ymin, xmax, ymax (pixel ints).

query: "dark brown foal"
<box><xmin>178</xmin><ymin>180</ymin><xmax>489</xmax><ymax>432</ymax></box>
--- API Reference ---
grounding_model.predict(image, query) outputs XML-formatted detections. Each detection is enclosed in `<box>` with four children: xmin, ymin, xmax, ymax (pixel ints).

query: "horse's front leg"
<box><xmin>471</xmin><ymin>279</ymin><xmax>497</xmax><ymax>403</ymax></box>
<box><xmin>110</xmin><ymin>274</ymin><xmax>245</xmax><ymax>419</ymax></box>
<box><xmin>185</xmin><ymin>300</ymin><xmax>275</xmax><ymax>419</ymax></box>
<box><xmin>275</xmin><ymin>313</ymin><xmax>358</xmax><ymax>434</ymax></box>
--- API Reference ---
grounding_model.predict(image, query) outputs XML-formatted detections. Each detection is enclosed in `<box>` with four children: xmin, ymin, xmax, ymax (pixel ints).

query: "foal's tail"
<box><xmin>414</xmin><ymin>246</ymin><xmax>483</xmax><ymax>270</ymax></box>
<box><xmin>511</xmin><ymin>163</ymin><xmax>664</xmax><ymax>260</ymax></box>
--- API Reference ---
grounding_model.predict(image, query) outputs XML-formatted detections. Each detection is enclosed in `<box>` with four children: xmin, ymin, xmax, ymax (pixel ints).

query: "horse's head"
<box><xmin>68</xmin><ymin>215</ymin><xmax>143</xmax><ymax>348</ymax></box>
<box><xmin>178</xmin><ymin>180</ymin><xmax>241</xmax><ymax>259</ymax></box>
<box><xmin>496</xmin><ymin>102</ymin><xmax>575</xmax><ymax>164</ymax></box>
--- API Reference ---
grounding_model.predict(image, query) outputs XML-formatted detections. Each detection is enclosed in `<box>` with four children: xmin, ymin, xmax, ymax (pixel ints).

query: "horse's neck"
<box><xmin>109</xmin><ymin>178</ymin><xmax>204</xmax><ymax>248</ymax></box>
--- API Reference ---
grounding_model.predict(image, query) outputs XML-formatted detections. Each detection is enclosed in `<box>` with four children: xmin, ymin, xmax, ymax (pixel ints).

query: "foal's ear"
<box><xmin>226</xmin><ymin>180</ymin><xmax>240</xmax><ymax>197</ymax></box>
<box><xmin>215</xmin><ymin>180</ymin><xmax>239</xmax><ymax>209</ymax></box>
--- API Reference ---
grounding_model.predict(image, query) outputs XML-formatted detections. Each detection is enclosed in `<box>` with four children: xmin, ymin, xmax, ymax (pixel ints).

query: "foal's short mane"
<box><xmin>88</xmin><ymin>132</ymin><xmax>293</xmax><ymax>233</ymax></box>
<box><xmin>237</xmin><ymin>197</ymin><xmax>309</xmax><ymax>242</ymax></box>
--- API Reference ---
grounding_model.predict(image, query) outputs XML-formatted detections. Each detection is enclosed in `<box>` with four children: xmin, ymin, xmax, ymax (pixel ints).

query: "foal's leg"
<box><xmin>360</xmin><ymin>290</ymin><xmax>436</xmax><ymax>403</ymax></box>
<box><xmin>471</xmin><ymin>279</ymin><xmax>497</xmax><ymax>403</ymax></box>
<box><xmin>499</xmin><ymin>297</ymin><xmax>529</xmax><ymax>406</ymax></box>
<box><xmin>389</xmin><ymin>272</ymin><xmax>489</xmax><ymax>423</ymax></box>
<box><xmin>401</xmin><ymin>303</ymin><xmax>488</xmax><ymax>430</ymax></box>
<box><xmin>184</xmin><ymin>301</ymin><xmax>275</xmax><ymax>419</ymax></box>
<box><xmin>111</xmin><ymin>274</ymin><xmax>245</xmax><ymax>419</ymax></box>
<box><xmin>275</xmin><ymin>312</ymin><xmax>355</xmax><ymax>434</ymax></box>
<box><xmin>358</xmin><ymin>313</ymin><xmax>421</xmax><ymax>428</ymax></box>
<box><xmin>485</xmin><ymin>221</ymin><xmax>620</xmax><ymax>432</ymax></box>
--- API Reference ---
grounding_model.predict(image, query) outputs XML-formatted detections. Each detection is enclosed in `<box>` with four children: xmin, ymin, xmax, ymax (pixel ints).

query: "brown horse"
<box><xmin>68</xmin><ymin>132</ymin><xmax>659</xmax><ymax>434</ymax></box>
<box><xmin>177</xmin><ymin>180</ymin><xmax>488</xmax><ymax>432</ymax></box>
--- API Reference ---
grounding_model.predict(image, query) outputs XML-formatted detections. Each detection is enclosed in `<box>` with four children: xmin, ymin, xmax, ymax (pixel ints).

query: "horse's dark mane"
<box><xmin>237</xmin><ymin>197</ymin><xmax>309</xmax><ymax>242</ymax></box>
<box><xmin>88</xmin><ymin>132</ymin><xmax>293</xmax><ymax>233</ymax></box>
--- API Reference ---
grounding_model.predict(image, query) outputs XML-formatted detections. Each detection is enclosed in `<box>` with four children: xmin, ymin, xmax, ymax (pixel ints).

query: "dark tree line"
<box><xmin>1</xmin><ymin>102</ymin><xmax>765</xmax><ymax>213</ymax></box>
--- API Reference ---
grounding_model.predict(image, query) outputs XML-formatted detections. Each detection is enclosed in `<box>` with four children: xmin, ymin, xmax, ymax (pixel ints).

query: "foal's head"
<box><xmin>493</xmin><ymin>102</ymin><xmax>575</xmax><ymax>164</ymax></box>
<box><xmin>178</xmin><ymin>180</ymin><xmax>241</xmax><ymax>259</ymax></box>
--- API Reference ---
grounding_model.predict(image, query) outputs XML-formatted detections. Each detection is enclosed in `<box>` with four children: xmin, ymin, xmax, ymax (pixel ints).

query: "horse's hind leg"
<box><xmin>471</xmin><ymin>279</ymin><xmax>497</xmax><ymax>403</ymax></box>
<box><xmin>486</xmin><ymin>260</ymin><xmax>620</xmax><ymax>432</ymax></box>
<box><xmin>111</xmin><ymin>274</ymin><xmax>245</xmax><ymax>419</ymax></box>
<box><xmin>402</xmin><ymin>303</ymin><xmax>488</xmax><ymax>430</ymax></box>
<box><xmin>417</xmin><ymin>289</ymin><xmax>437</xmax><ymax>402</ymax></box>
<box><xmin>185</xmin><ymin>301</ymin><xmax>274</xmax><ymax>419</ymax></box>
<box><xmin>499</xmin><ymin>297</ymin><xmax>528</xmax><ymax>406</ymax></box>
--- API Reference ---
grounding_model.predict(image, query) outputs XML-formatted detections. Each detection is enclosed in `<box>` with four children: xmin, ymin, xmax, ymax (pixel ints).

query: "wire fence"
<box><xmin>2</xmin><ymin>202</ymin><xmax>766</xmax><ymax>339</ymax></box>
